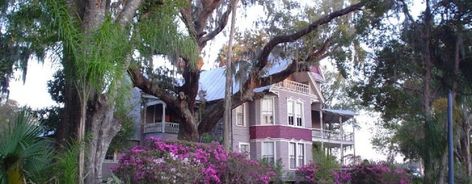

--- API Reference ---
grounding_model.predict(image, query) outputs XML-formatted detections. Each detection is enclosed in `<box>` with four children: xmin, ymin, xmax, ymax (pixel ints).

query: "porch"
<box><xmin>312</xmin><ymin>128</ymin><xmax>354</xmax><ymax>145</ymax></box>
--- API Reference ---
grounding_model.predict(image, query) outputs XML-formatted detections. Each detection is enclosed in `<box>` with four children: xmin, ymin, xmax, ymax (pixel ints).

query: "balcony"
<box><xmin>144</xmin><ymin>122</ymin><xmax>179</xmax><ymax>134</ymax></box>
<box><xmin>274</xmin><ymin>80</ymin><xmax>310</xmax><ymax>95</ymax></box>
<box><xmin>312</xmin><ymin>128</ymin><xmax>354</xmax><ymax>145</ymax></box>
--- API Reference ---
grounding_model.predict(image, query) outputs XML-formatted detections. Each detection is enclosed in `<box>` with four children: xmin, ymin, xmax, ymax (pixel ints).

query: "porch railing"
<box><xmin>274</xmin><ymin>80</ymin><xmax>310</xmax><ymax>95</ymax></box>
<box><xmin>144</xmin><ymin>122</ymin><xmax>179</xmax><ymax>134</ymax></box>
<box><xmin>312</xmin><ymin>128</ymin><xmax>354</xmax><ymax>143</ymax></box>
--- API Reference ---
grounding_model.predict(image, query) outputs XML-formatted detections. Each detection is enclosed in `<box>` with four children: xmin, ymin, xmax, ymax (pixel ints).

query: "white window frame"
<box><xmin>288</xmin><ymin>141</ymin><xmax>306</xmax><ymax>170</ymax></box>
<box><xmin>239</xmin><ymin>142</ymin><xmax>250</xmax><ymax>155</ymax></box>
<box><xmin>235</xmin><ymin>104</ymin><xmax>245</xmax><ymax>127</ymax></box>
<box><xmin>287</xmin><ymin>98</ymin><xmax>304</xmax><ymax>127</ymax></box>
<box><xmin>297</xmin><ymin>143</ymin><xmax>305</xmax><ymax>167</ymax></box>
<box><xmin>261</xmin><ymin>141</ymin><xmax>276</xmax><ymax>165</ymax></box>
<box><xmin>289</xmin><ymin>142</ymin><xmax>297</xmax><ymax>169</ymax></box>
<box><xmin>260</xmin><ymin>97</ymin><xmax>275</xmax><ymax>124</ymax></box>
<box><xmin>287</xmin><ymin>100</ymin><xmax>294</xmax><ymax>126</ymax></box>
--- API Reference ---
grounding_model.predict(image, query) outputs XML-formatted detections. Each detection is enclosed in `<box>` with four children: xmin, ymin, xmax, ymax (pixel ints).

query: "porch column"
<box><xmin>353</xmin><ymin>124</ymin><xmax>356</xmax><ymax>163</ymax></box>
<box><xmin>162</xmin><ymin>103</ymin><xmax>166</xmax><ymax>133</ymax></box>
<box><xmin>340</xmin><ymin>116</ymin><xmax>344</xmax><ymax>165</ymax></box>
<box><xmin>320</xmin><ymin>110</ymin><xmax>324</xmax><ymax>149</ymax></box>
<box><xmin>141</xmin><ymin>100</ymin><xmax>146</xmax><ymax>143</ymax></box>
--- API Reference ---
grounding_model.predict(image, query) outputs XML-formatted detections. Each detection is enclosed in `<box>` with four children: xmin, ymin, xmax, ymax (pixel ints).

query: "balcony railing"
<box><xmin>144</xmin><ymin>122</ymin><xmax>179</xmax><ymax>134</ymax></box>
<box><xmin>274</xmin><ymin>80</ymin><xmax>310</xmax><ymax>95</ymax></box>
<box><xmin>312</xmin><ymin>128</ymin><xmax>354</xmax><ymax>143</ymax></box>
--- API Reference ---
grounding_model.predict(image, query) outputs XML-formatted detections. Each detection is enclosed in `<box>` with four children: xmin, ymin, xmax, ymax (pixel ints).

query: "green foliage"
<box><xmin>136</xmin><ymin>0</ymin><xmax>198</xmax><ymax>67</ymax></box>
<box><xmin>52</xmin><ymin>142</ymin><xmax>79</xmax><ymax>184</ymax></box>
<box><xmin>0</xmin><ymin>0</ymin><xmax>54</xmax><ymax>100</ymax></box>
<box><xmin>312</xmin><ymin>144</ymin><xmax>340</xmax><ymax>183</ymax></box>
<box><xmin>0</xmin><ymin>110</ymin><xmax>53</xmax><ymax>184</ymax></box>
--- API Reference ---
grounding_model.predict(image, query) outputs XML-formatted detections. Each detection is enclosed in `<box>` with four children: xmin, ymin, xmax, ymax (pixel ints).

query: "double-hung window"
<box><xmin>289</xmin><ymin>143</ymin><xmax>296</xmax><ymax>169</ymax></box>
<box><xmin>297</xmin><ymin>143</ymin><xmax>305</xmax><ymax>166</ymax></box>
<box><xmin>262</xmin><ymin>142</ymin><xmax>275</xmax><ymax>165</ymax></box>
<box><xmin>295</xmin><ymin>102</ymin><xmax>303</xmax><ymax>126</ymax></box>
<box><xmin>289</xmin><ymin>142</ymin><xmax>305</xmax><ymax>169</ymax></box>
<box><xmin>287</xmin><ymin>99</ymin><xmax>303</xmax><ymax>126</ymax></box>
<box><xmin>235</xmin><ymin>104</ymin><xmax>245</xmax><ymax>126</ymax></box>
<box><xmin>288</xmin><ymin>100</ymin><xmax>294</xmax><ymax>125</ymax></box>
<box><xmin>261</xmin><ymin>97</ymin><xmax>274</xmax><ymax>124</ymax></box>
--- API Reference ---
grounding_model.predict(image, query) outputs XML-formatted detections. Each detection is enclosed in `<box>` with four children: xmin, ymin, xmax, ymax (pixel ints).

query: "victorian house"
<box><xmin>104</xmin><ymin>61</ymin><xmax>357</xmax><ymax>179</ymax></box>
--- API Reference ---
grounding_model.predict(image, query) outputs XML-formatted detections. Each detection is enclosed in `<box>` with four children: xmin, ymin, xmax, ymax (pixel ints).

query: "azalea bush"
<box><xmin>295</xmin><ymin>162</ymin><xmax>316</xmax><ymax>182</ymax></box>
<box><xmin>113</xmin><ymin>137</ymin><xmax>275</xmax><ymax>183</ymax></box>
<box><xmin>333</xmin><ymin>162</ymin><xmax>411</xmax><ymax>184</ymax></box>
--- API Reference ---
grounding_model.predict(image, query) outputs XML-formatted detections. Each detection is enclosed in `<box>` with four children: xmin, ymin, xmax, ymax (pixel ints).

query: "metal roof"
<box><xmin>322</xmin><ymin>109</ymin><xmax>357</xmax><ymax>123</ymax></box>
<box><xmin>197</xmin><ymin>60</ymin><xmax>290</xmax><ymax>101</ymax></box>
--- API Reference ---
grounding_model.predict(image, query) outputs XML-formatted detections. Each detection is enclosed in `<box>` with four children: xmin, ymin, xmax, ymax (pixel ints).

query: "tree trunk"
<box><xmin>78</xmin><ymin>97</ymin><xmax>87</xmax><ymax>184</ymax></box>
<box><xmin>56</xmin><ymin>51</ymin><xmax>81</xmax><ymax>148</ymax></box>
<box><xmin>84</xmin><ymin>95</ymin><xmax>121</xmax><ymax>184</ymax></box>
<box><xmin>421</xmin><ymin>1</ymin><xmax>438</xmax><ymax>183</ymax></box>
<box><xmin>223</xmin><ymin>0</ymin><xmax>238</xmax><ymax>151</ymax></box>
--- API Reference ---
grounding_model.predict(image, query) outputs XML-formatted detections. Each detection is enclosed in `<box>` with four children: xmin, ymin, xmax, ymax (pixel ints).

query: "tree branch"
<box><xmin>195</xmin><ymin>0</ymin><xmax>222</xmax><ymax>34</ymax></box>
<box><xmin>180</xmin><ymin>3</ymin><xmax>198</xmax><ymax>39</ymax></box>
<box><xmin>259</xmin><ymin>61</ymin><xmax>310</xmax><ymax>87</ymax></box>
<box><xmin>127</xmin><ymin>66</ymin><xmax>177</xmax><ymax>108</ymax></box>
<box><xmin>399</xmin><ymin>0</ymin><xmax>415</xmax><ymax>23</ymax></box>
<box><xmin>199</xmin><ymin>0</ymin><xmax>237</xmax><ymax>48</ymax></box>
<box><xmin>256</xmin><ymin>2</ymin><xmax>365</xmax><ymax>70</ymax></box>
<box><xmin>116</xmin><ymin>0</ymin><xmax>143</xmax><ymax>27</ymax></box>
<box><xmin>305</xmin><ymin>38</ymin><xmax>333</xmax><ymax>62</ymax></box>
<box><xmin>198</xmin><ymin>90</ymin><xmax>265</xmax><ymax>134</ymax></box>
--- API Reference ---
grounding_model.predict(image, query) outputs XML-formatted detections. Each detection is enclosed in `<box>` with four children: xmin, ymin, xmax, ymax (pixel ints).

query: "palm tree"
<box><xmin>0</xmin><ymin>110</ymin><xmax>52</xmax><ymax>184</ymax></box>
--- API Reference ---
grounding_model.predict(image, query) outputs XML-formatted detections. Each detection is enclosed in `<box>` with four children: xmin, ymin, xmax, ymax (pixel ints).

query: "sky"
<box><xmin>7</xmin><ymin>1</ymin><xmax>424</xmax><ymax>162</ymax></box>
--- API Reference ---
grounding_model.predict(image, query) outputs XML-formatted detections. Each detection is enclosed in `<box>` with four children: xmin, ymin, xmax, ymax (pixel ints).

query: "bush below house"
<box><xmin>296</xmin><ymin>161</ymin><xmax>412</xmax><ymax>184</ymax></box>
<box><xmin>113</xmin><ymin>137</ymin><xmax>276</xmax><ymax>184</ymax></box>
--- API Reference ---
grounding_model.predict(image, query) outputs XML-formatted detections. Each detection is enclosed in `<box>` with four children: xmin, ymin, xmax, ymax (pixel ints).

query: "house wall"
<box><xmin>231</xmin><ymin>103</ymin><xmax>251</xmax><ymax>151</ymax></box>
<box><xmin>247</xmin><ymin>86</ymin><xmax>316</xmax><ymax>174</ymax></box>
<box><xmin>250</xmin><ymin>139</ymin><xmax>313</xmax><ymax>174</ymax></box>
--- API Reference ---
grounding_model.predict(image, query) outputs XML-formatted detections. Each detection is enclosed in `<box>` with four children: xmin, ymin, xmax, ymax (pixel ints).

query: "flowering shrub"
<box><xmin>295</xmin><ymin>162</ymin><xmax>316</xmax><ymax>182</ymax></box>
<box><xmin>333</xmin><ymin>162</ymin><xmax>411</xmax><ymax>184</ymax></box>
<box><xmin>113</xmin><ymin>137</ymin><xmax>275</xmax><ymax>183</ymax></box>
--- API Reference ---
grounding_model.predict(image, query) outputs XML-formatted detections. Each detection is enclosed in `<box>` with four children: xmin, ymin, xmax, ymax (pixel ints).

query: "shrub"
<box><xmin>333</xmin><ymin>162</ymin><xmax>411</xmax><ymax>184</ymax></box>
<box><xmin>113</xmin><ymin>137</ymin><xmax>275</xmax><ymax>184</ymax></box>
<box><xmin>295</xmin><ymin>162</ymin><xmax>316</xmax><ymax>182</ymax></box>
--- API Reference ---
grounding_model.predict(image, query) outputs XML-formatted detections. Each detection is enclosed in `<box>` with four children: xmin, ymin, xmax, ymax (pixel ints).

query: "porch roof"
<box><xmin>322</xmin><ymin>109</ymin><xmax>356</xmax><ymax>123</ymax></box>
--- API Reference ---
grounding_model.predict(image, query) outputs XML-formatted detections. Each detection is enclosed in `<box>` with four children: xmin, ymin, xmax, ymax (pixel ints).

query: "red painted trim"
<box><xmin>250</xmin><ymin>125</ymin><xmax>312</xmax><ymax>141</ymax></box>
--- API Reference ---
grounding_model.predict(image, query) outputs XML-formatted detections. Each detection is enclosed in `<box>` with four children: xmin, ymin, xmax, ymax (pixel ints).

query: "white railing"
<box><xmin>312</xmin><ymin>128</ymin><xmax>354</xmax><ymax>142</ymax></box>
<box><xmin>274</xmin><ymin>80</ymin><xmax>310</xmax><ymax>94</ymax></box>
<box><xmin>144</xmin><ymin>122</ymin><xmax>179</xmax><ymax>134</ymax></box>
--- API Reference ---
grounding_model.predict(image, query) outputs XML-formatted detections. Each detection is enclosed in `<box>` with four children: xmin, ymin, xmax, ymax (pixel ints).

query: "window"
<box><xmin>239</xmin><ymin>142</ymin><xmax>250</xmax><ymax>155</ymax></box>
<box><xmin>297</xmin><ymin>143</ymin><xmax>305</xmax><ymax>166</ymax></box>
<box><xmin>261</xmin><ymin>97</ymin><xmax>274</xmax><ymax>124</ymax></box>
<box><xmin>295</xmin><ymin>103</ymin><xmax>303</xmax><ymax>126</ymax></box>
<box><xmin>287</xmin><ymin>99</ymin><xmax>303</xmax><ymax>126</ymax></box>
<box><xmin>289</xmin><ymin>143</ymin><xmax>296</xmax><ymax>169</ymax></box>
<box><xmin>262</xmin><ymin>142</ymin><xmax>275</xmax><ymax>165</ymax></box>
<box><xmin>289</xmin><ymin>142</ymin><xmax>305</xmax><ymax>169</ymax></box>
<box><xmin>235</xmin><ymin>105</ymin><xmax>245</xmax><ymax>126</ymax></box>
<box><xmin>288</xmin><ymin>100</ymin><xmax>294</xmax><ymax>125</ymax></box>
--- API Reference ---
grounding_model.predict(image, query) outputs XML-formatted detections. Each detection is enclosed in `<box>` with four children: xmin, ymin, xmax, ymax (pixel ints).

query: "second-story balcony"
<box><xmin>312</xmin><ymin>128</ymin><xmax>354</xmax><ymax>145</ymax></box>
<box><xmin>274</xmin><ymin>80</ymin><xmax>310</xmax><ymax>95</ymax></box>
<box><xmin>144</xmin><ymin>122</ymin><xmax>179</xmax><ymax>134</ymax></box>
